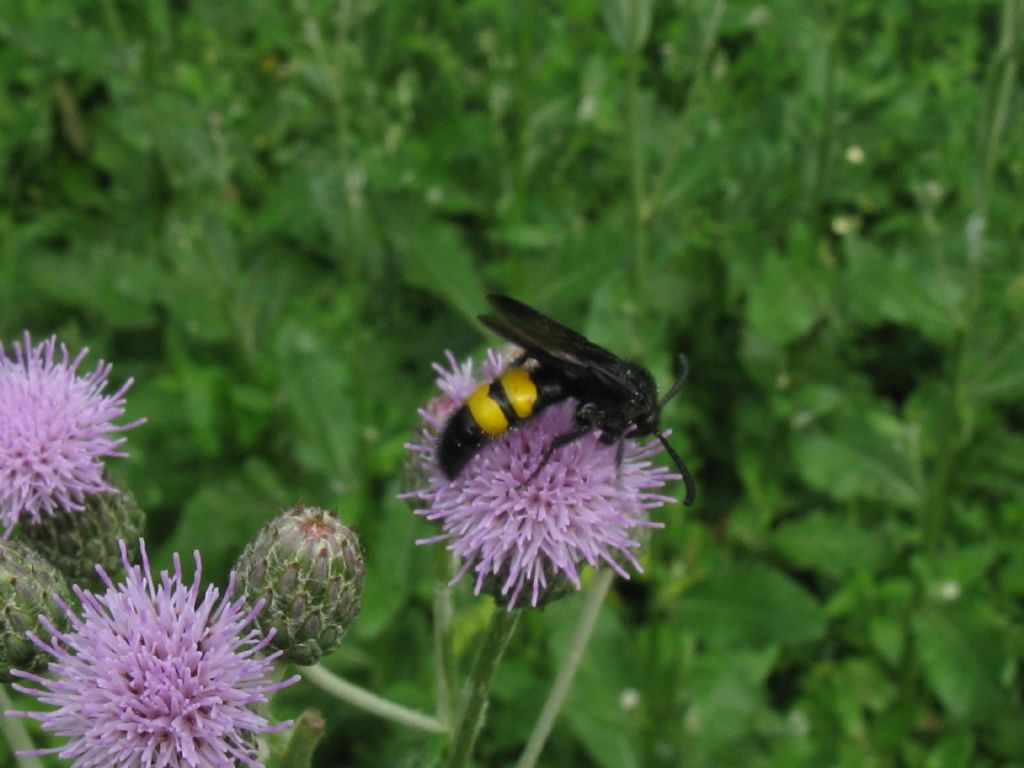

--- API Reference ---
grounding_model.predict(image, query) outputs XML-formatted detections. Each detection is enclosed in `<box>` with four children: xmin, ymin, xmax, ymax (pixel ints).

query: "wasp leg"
<box><xmin>519</xmin><ymin>424</ymin><xmax>592</xmax><ymax>488</ymax></box>
<box><xmin>615</xmin><ymin>436</ymin><xmax>626</xmax><ymax>469</ymax></box>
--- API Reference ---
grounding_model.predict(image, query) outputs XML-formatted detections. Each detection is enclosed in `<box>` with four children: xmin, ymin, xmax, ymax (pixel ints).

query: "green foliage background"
<box><xmin>2</xmin><ymin>0</ymin><xmax>1022</xmax><ymax>766</ymax></box>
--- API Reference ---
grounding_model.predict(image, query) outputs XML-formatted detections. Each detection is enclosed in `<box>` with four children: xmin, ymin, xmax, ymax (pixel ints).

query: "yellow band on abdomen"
<box><xmin>499</xmin><ymin>368</ymin><xmax>538</xmax><ymax>419</ymax></box>
<box><xmin>467</xmin><ymin>383</ymin><xmax>509</xmax><ymax>435</ymax></box>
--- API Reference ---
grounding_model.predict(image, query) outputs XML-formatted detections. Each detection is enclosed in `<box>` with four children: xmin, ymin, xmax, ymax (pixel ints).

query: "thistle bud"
<box><xmin>20</xmin><ymin>485</ymin><xmax>145</xmax><ymax>591</ymax></box>
<box><xmin>0</xmin><ymin>540</ymin><xmax>72</xmax><ymax>682</ymax></box>
<box><xmin>235</xmin><ymin>505</ymin><xmax>364</xmax><ymax>665</ymax></box>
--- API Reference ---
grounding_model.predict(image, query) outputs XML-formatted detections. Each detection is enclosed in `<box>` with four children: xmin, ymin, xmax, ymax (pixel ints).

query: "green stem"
<box><xmin>625</xmin><ymin>0</ymin><xmax>648</xmax><ymax>293</ymax></box>
<box><xmin>333</xmin><ymin>0</ymin><xmax>353</xmax><ymax>169</ymax></box>
<box><xmin>512</xmin><ymin>0</ymin><xmax>534</xmax><ymax>213</ymax></box>
<box><xmin>0</xmin><ymin>685</ymin><xmax>44</xmax><ymax>768</ymax></box>
<box><xmin>433</xmin><ymin>547</ymin><xmax>456</xmax><ymax>727</ymax></box>
<box><xmin>302</xmin><ymin>664</ymin><xmax>446</xmax><ymax>734</ymax></box>
<box><xmin>280</xmin><ymin>708</ymin><xmax>326</xmax><ymax>768</ymax></box>
<box><xmin>446</xmin><ymin>607</ymin><xmax>522</xmax><ymax>768</ymax></box>
<box><xmin>100</xmin><ymin>0</ymin><xmax>128</xmax><ymax>49</ymax></box>
<box><xmin>808</xmin><ymin>10</ymin><xmax>840</xmax><ymax>221</ymax></box>
<box><xmin>968</xmin><ymin>0</ymin><xmax>1019</xmax><ymax>264</ymax></box>
<box><xmin>515</xmin><ymin>570</ymin><xmax>614</xmax><ymax>768</ymax></box>
<box><xmin>935</xmin><ymin>0</ymin><xmax>1020</xmax><ymax>554</ymax></box>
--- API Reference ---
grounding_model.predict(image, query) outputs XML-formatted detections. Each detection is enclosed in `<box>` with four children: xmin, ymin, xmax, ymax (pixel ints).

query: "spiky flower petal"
<box><xmin>235</xmin><ymin>505</ymin><xmax>365</xmax><ymax>666</ymax></box>
<box><xmin>0</xmin><ymin>333</ymin><xmax>144</xmax><ymax>536</ymax></box>
<box><xmin>404</xmin><ymin>351</ymin><xmax>680</xmax><ymax>609</ymax></box>
<box><xmin>6</xmin><ymin>540</ymin><xmax>298</xmax><ymax>768</ymax></box>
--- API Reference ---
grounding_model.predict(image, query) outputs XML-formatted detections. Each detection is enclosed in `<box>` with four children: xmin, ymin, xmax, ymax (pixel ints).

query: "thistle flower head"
<box><xmin>404</xmin><ymin>351</ymin><xmax>680</xmax><ymax>609</ymax></box>
<box><xmin>6</xmin><ymin>540</ymin><xmax>299</xmax><ymax>768</ymax></box>
<box><xmin>0</xmin><ymin>333</ymin><xmax>144</xmax><ymax>537</ymax></box>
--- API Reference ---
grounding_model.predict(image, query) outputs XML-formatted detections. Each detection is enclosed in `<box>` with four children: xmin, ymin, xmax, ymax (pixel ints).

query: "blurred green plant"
<box><xmin>1</xmin><ymin>0</ymin><xmax>1021</xmax><ymax>765</ymax></box>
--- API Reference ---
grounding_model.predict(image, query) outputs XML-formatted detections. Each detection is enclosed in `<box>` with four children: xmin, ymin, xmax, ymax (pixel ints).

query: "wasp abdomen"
<box><xmin>467</xmin><ymin>368</ymin><xmax>537</xmax><ymax>434</ymax></box>
<box><xmin>437</xmin><ymin>406</ymin><xmax>488</xmax><ymax>479</ymax></box>
<box><xmin>438</xmin><ymin>367</ymin><xmax>565</xmax><ymax>479</ymax></box>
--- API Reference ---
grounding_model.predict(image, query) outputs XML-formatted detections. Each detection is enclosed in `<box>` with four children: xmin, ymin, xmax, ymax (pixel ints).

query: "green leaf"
<box><xmin>685</xmin><ymin>648</ymin><xmax>776</xmax><ymax>742</ymax></box>
<box><xmin>159</xmin><ymin>213</ymin><xmax>239</xmax><ymax>343</ymax></box>
<box><xmin>931</xmin><ymin>543</ymin><xmax>999</xmax><ymax>591</ymax></box>
<box><xmin>676</xmin><ymin>562</ymin><xmax>826</xmax><ymax>647</ymax></box>
<box><xmin>925</xmin><ymin>731</ymin><xmax>975</xmax><ymax>768</ymax></box>
<box><xmin>997</xmin><ymin>552</ymin><xmax>1024</xmax><ymax>597</ymax></box>
<box><xmin>746</xmin><ymin>251</ymin><xmax>825</xmax><ymax>346</ymax></box>
<box><xmin>532</xmin><ymin>595</ymin><xmax>643</xmax><ymax>768</ymax></box>
<box><xmin>841</xmin><ymin>237</ymin><xmax>966</xmax><ymax>342</ymax></box>
<box><xmin>773</xmin><ymin>511</ymin><xmax>886</xmax><ymax>579</ymax></box>
<box><xmin>600</xmin><ymin>0</ymin><xmax>653</xmax><ymax>53</ymax></box>
<box><xmin>562</xmin><ymin>609</ymin><xmax>643</xmax><ymax>768</ymax></box>
<box><xmin>959</xmin><ymin>311</ymin><xmax>1024</xmax><ymax>407</ymax></box>
<box><xmin>26</xmin><ymin>249</ymin><xmax>160</xmax><ymax>330</ymax></box>
<box><xmin>912</xmin><ymin>605</ymin><xmax>1010</xmax><ymax>724</ymax></box>
<box><xmin>869</xmin><ymin>616</ymin><xmax>906</xmax><ymax>667</ymax></box>
<box><xmin>386</xmin><ymin>201</ymin><xmax>485</xmax><ymax>323</ymax></box>
<box><xmin>792</xmin><ymin>412</ymin><xmax>923</xmax><ymax>509</ymax></box>
<box><xmin>353</xmin><ymin>491</ymin><xmax>417</xmax><ymax>639</ymax></box>
<box><xmin>273</xmin><ymin>322</ymin><xmax>358</xmax><ymax>482</ymax></box>
<box><xmin>158</xmin><ymin>467</ymin><xmax>282</xmax><ymax>584</ymax></box>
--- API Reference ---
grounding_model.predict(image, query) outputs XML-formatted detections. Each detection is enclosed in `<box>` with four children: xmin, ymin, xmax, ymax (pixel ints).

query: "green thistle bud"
<box><xmin>20</xmin><ymin>485</ymin><xmax>145</xmax><ymax>591</ymax></box>
<box><xmin>0</xmin><ymin>540</ymin><xmax>72</xmax><ymax>682</ymax></box>
<box><xmin>235</xmin><ymin>505</ymin><xmax>365</xmax><ymax>666</ymax></box>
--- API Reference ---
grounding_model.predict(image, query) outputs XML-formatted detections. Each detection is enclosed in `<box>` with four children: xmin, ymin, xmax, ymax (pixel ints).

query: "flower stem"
<box><xmin>446</xmin><ymin>607</ymin><xmax>522</xmax><ymax>768</ymax></box>
<box><xmin>0</xmin><ymin>685</ymin><xmax>44</xmax><ymax>768</ymax></box>
<box><xmin>515</xmin><ymin>570</ymin><xmax>614</xmax><ymax>768</ymax></box>
<box><xmin>936</xmin><ymin>0</ymin><xmax>1020</xmax><ymax>557</ymax></box>
<box><xmin>808</xmin><ymin>8</ymin><xmax>841</xmax><ymax>221</ymax></box>
<box><xmin>280</xmin><ymin>708</ymin><xmax>326</xmax><ymax>768</ymax></box>
<box><xmin>969</xmin><ymin>0</ymin><xmax>1019</xmax><ymax>260</ymax></box>
<box><xmin>302</xmin><ymin>663</ymin><xmax>446</xmax><ymax>734</ymax></box>
<box><xmin>625</xmin><ymin>0</ymin><xmax>648</xmax><ymax>293</ymax></box>
<box><xmin>433</xmin><ymin>547</ymin><xmax>456</xmax><ymax>727</ymax></box>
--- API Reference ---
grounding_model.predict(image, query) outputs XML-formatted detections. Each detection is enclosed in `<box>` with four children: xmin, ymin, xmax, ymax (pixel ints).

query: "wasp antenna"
<box><xmin>657</xmin><ymin>352</ymin><xmax>690</xmax><ymax>410</ymax></box>
<box><xmin>657</xmin><ymin>432</ymin><xmax>696</xmax><ymax>505</ymax></box>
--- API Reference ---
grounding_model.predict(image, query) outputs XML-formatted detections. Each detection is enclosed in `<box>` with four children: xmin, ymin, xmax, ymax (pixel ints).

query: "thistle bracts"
<box><xmin>235</xmin><ymin>505</ymin><xmax>365</xmax><ymax>665</ymax></box>
<box><xmin>20</xmin><ymin>484</ymin><xmax>145</xmax><ymax>590</ymax></box>
<box><xmin>0</xmin><ymin>539</ymin><xmax>71</xmax><ymax>682</ymax></box>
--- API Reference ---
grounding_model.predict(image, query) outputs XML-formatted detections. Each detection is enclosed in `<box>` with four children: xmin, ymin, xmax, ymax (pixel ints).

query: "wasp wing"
<box><xmin>479</xmin><ymin>294</ymin><xmax>633</xmax><ymax>396</ymax></box>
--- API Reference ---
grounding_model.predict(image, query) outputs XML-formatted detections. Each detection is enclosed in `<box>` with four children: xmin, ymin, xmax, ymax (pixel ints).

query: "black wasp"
<box><xmin>438</xmin><ymin>294</ymin><xmax>696</xmax><ymax>505</ymax></box>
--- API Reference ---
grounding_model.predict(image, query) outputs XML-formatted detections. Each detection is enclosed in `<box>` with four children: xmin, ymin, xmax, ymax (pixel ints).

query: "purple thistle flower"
<box><xmin>6</xmin><ymin>540</ymin><xmax>300</xmax><ymax>768</ymax></box>
<box><xmin>404</xmin><ymin>351</ymin><xmax>680</xmax><ymax>609</ymax></box>
<box><xmin>0</xmin><ymin>332</ymin><xmax>144</xmax><ymax>537</ymax></box>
